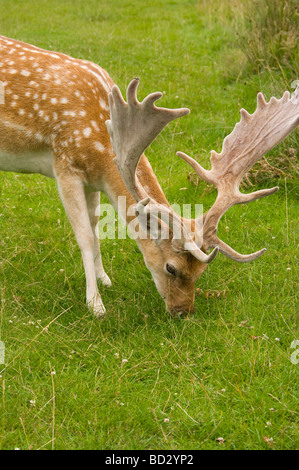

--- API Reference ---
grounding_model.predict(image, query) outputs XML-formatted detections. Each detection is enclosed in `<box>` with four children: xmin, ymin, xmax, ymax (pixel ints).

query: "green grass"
<box><xmin>0</xmin><ymin>0</ymin><xmax>298</xmax><ymax>450</ymax></box>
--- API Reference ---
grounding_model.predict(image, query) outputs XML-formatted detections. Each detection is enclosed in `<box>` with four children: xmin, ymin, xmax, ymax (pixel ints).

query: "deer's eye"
<box><xmin>166</xmin><ymin>263</ymin><xmax>177</xmax><ymax>276</ymax></box>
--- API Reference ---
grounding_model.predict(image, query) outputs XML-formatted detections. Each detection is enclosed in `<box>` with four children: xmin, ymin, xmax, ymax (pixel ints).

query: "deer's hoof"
<box><xmin>87</xmin><ymin>295</ymin><xmax>106</xmax><ymax>319</ymax></box>
<box><xmin>98</xmin><ymin>272</ymin><xmax>112</xmax><ymax>287</ymax></box>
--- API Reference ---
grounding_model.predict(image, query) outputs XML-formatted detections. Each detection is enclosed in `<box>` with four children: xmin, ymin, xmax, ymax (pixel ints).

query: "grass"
<box><xmin>0</xmin><ymin>0</ymin><xmax>298</xmax><ymax>450</ymax></box>
<box><xmin>237</xmin><ymin>0</ymin><xmax>299</xmax><ymax>77</ymax></box>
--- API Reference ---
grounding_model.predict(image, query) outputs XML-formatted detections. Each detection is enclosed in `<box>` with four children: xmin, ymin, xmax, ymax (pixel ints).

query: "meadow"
<box><xmin>0</xmin><ymin>0</ymin><xmax>298</xmax><ymax>450</ymax></box>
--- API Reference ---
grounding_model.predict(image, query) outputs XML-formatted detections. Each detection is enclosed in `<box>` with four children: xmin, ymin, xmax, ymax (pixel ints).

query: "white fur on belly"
<box><xmin>0</xmin><ymin>148</ymin><xmax>54</xmax><ymax>177</ymax></box>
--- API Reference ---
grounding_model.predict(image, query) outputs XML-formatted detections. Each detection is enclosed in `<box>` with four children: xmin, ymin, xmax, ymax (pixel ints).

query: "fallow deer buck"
<box><xmin>0</xmin><ymin>36</ymin><xmax>298</xmax><ymax>318</ymax></box>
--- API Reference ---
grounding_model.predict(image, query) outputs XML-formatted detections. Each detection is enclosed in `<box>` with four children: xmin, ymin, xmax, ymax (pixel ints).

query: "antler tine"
<box><xmin>126</xmin><ymin>77</ymin><xmax>139</xmax><ymax>105</ymax></box>
<box><xmin>209</xmin><ymin>237</ymin><xmax>266</xmax><ymax>263</ymax></box>
<box><xmin>142</xmin><ymin>91</ymin><xmax>163</xmax><ymax>108</ymax></box>
<box><xmin>179</xmin><ymin>85</ymin><xmax>299</xmax><ymax>262</ymax></box>
<box><xmin>177</xmin><ymin>151</ymin><xmax>216</xmax><ymax>185</ymax></box>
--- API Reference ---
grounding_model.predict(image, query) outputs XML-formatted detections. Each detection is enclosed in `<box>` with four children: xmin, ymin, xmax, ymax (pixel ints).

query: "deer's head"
<box><xmin>106</xmin><ymin>79</ymin><xmax>299</xmax><ymax>316</ymax></box>
<box><xmin>140</xmin><ymin>238</ymin><xmax>208</xmax><ymax>316</ymax></box>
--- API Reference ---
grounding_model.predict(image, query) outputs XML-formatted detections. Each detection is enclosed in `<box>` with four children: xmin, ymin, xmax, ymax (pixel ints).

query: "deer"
<box><xmin>0</xmin><ymin>35</ymin><xmax>298</xmax><ymax>318</ymax></box>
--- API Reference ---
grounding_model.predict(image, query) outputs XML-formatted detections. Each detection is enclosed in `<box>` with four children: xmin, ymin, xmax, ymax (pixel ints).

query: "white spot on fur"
<box><xmin>99</xmin><ymin>98</ymin><xmax>109</xmax><ymax>111</ymax></box>
<box><xmin>91</xmin><ymin>120</ymin><xmax>100</xmax><ymax>131</ymax></box>
<box><xmin>83</xmin><ymin>127</ymin><xmax>91</xmax><ymax>138</ymax></box>
<box><xmin>94</xmin><ymin>142</ymin><xmax>104</xmax><ymax>152</ymax></box>
<box><xmin>63</xmin><ymin>111</ymin><xmax>76</xmax><ymax>117</ymax></box>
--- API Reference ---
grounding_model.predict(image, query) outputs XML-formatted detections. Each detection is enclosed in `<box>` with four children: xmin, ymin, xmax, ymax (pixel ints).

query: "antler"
<box><xmin>106</xmin><ymin>79</ymin><xmax>218</xmax><ymax>263</ymax></box>
<box><xmin>106</xmin><ymin>78</ymin><xmax>189</xmax><ymax>201</ymax></box>
<box><xmin>178</xmin><ymin>85</ymin><xmax>299</xmax><ymax>262</ymax></box>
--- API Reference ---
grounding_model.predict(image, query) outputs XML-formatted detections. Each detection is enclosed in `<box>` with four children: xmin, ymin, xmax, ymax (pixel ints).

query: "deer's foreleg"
<box><xmin>85</xmin><ymin>190</ymin><xmax>112</xmax><ymax>287</ymax></box>
<box><xmin>54</xmin><ymin>165</ymin><xmax>106</xmax><ymax>318</ymax></box>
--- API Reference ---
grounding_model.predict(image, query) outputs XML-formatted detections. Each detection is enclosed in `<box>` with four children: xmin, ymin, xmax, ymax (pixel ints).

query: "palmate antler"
<box><xmin>106</xmin><ymin>79</ymin><xmax>187</xmax><ymax>202</ymax></box>
<box><xmin>178</xmin><ymin>85</ymin><xmax>299</xmax><ymax>262</ymax></box>
<box><xmin>106</xmin><ymin>78</ymin><xmax>218</xmax><ymax>263</ymax></box>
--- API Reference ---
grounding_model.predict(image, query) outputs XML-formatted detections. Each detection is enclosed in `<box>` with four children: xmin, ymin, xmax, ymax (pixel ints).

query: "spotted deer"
<box><xmin>0</xmin><ymin>36</ymin><xmax>298</xmax><ymax>318</ymax></box>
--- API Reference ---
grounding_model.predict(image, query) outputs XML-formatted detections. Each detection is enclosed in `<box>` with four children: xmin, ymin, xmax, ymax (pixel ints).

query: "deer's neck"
<box><xmin>103</xmin><ymin>154</ymin><xmax>169</xmax><ymax>247</ymax></box>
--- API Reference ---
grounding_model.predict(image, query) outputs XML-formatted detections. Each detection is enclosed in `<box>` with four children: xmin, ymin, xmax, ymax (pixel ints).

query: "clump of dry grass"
<box><xmin>241</xmin><ymin>149</ymin><xmax>298</xmax><ymax>188</ymax></box>
<box><xmin>196</xmin><ymin>288</ymin><xmax>227</xmax><ymax>298</ymax></box>
<box><xmin>237</xmin><ymin>0</ymin><xmax>299</xmax><ymax>77</ymax></box>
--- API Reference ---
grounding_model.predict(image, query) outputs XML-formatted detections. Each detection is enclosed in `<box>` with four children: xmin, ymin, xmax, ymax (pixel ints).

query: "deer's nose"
<box><xmin>168</xmin><ymin>304</ymin><xmax>194</xmax><ymax>318</ymax></box>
